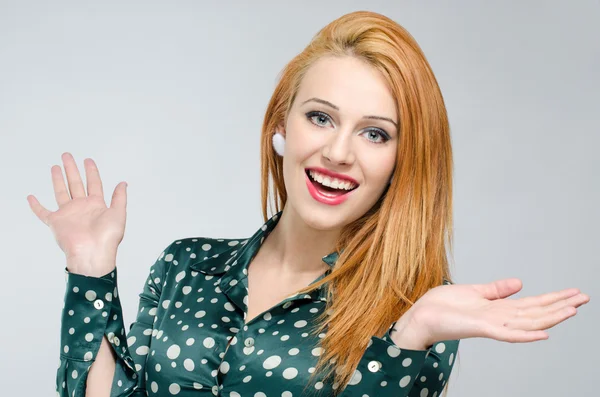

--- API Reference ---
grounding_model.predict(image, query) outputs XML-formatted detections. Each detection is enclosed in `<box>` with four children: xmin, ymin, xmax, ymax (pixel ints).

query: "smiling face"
<box><xmin>279</xmin><ymin>55</ymin><xmax>399</xmax><ymax>231</ymax></box>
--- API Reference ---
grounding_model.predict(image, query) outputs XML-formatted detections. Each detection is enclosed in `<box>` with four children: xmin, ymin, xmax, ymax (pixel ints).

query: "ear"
<box><xmin>276</xmin><ymin>121</ymin><xmax>286</xmax><ymax>137</ymax></box>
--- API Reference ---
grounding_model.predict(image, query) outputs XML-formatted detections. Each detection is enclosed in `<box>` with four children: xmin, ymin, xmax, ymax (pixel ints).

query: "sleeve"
<box><xmin>337</xmin><ymin>326</ymin><xmax>460</xmax><ymax>397</ymax></box>
<box><xmin>338</xmin><ymin>279</ymin><xmax>460</xmax><ymax>397</ymax></box>
<box><xmin>55</xmin><ymin>241</ymin><xmax>178</xmax><ymax>397</ymax></box>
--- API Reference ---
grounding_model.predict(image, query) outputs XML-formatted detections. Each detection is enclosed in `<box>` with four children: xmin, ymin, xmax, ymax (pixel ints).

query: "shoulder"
<box><xmin>160</xmin><ymin>236</ymin><xmax>249</xmax><ymax>274</ymax></box>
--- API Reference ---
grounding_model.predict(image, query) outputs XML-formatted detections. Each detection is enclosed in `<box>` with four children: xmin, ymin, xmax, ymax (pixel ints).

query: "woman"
<box><xmin>28</xmin><ymin>10</ymin><xmax>589</xmax><ymax>397</ymax></box>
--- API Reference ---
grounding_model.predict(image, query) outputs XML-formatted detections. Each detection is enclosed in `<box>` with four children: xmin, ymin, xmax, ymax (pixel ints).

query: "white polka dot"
<box><xmin>243</xmin><ymin>375</ymin><xmax>252</xmax><ymax>383</ymax></box>
<box><xmin>167</xmin><ymin>345</ymin><xmax>181</xmax><ymax>359</ymax></box>
<box><xmin>169</xmin><ymin>383</ymin><xmax>181</xmax><ymax>394</ymax></box>
<box><xmin>435</xmin><ymin>343</ymin><xmax>446</xmax><ymax>354</ymax></box>
<box><xmin>387</xmin><ymin>345</ymin><xmax>401</xmax><ymax>357</ymax></box>
<box><xmin>348</xmin><ymin>369</ymin><xmax>362</xmax><ymax>385</ymax></box>
<box><xmin>315</xmin><ymin>382</ymin><xmax>324</xmax><ymax>390</ymax></box>
<box><xmin>400</xmin><ymin>375</ymin><xmax>412</xmax><ymax>388</ymax></box>
<box><xmin>84</xmin><ymin>333</ymin><xmax>94</xmax><ymax>342</ymax></box>
<box><xmin>195</xmin><ymin>310</ymin><xmax>206</xmax><ymax>318</ymax></box>
<box><xmin>136</xmin><ymin>346</ymin><xmax>149</xmax><ymax>355</ymax></box>
<box><xmin>71</xmin><ymin>370</ymin><xmax>78</xmax><ymax>379</ymax></box>
<box><xmin>263</xmin><ymin>355</ymin><xmax>282</xmax><ymax>369</ymax></box>
<box><xmin>162</xmin><ymin>300</ymin><xmax>171</xmax><ymax>309</ymax></box>
<box><xmin>164</xmin><ymin>253</ymin><xmax>174</xmax><ymax>262</ymax></box>
<box><xmin>186</xmin><ymin>338</ymin><xmax>195</xmax><ymax>346</ymax></box>
<box><xmin>151</xmin><ymin>382</ymin><xmax>158</xmax><ymax>393</ymax></box>
<box><xmin>421</xmin><ymin>388</ymin><xmax>429</xmax><ymax>397</ymax></box>
<box><xmin>182</xmin><ymin>286</ymin><xmax>192</xmax><ymax>295</ymax></box>
<box><xmin>288</xmin><ymin>348</ymin><xmax>300</xmax><ymax>355</ymax></box>
<box><xmin>224</xmin><ymin>302</ymin><xmax>235</xmax><ymax>312</ymax></box>
<box><xmin>175</xmin><ymin>271</ymin><xmax>186</xmax><ymax>283</ymax></box>
<box><xmin>83</xmin><ymin>352</ymin><xmax>93</xmax><ymax>361</ymax></box>
<box><xmin>283</xmin><ymin>367</ymin><xmax>298</xmax><ymax>379</ymax></box>
<box><xmin>294</xmin><ymin>320</ymin><xmax>307</xmax><ymax>328</ymax></box>
<box><xmin>201</xmin><ymin>243</ymin><xmax>211</xmax><ymax>251</ymax></box>
<box><xmin>449</xmin><ymin>352</ymin><xmax>454</xmax><ymax>365</ymax></box>
<box><xmin>72</xmin><ymin>286</ymin><xmax>79</xmax><ymax>293</ymax></box>
<box><xmin>68</xmin><ymin>328</ymin><xmax>75</xmax><ymax>335</ymax></box>
<box><xmin>402</xmin><ymin>357</ymin><xmax>412</xmax><ymax>367</ymax></box>
<box><xmin>312</xmin><ymin>347</ymin><xmax>323</xmax><ymax>356</ymax></box>
<box><xmin>203</xmin><ymin>337</ymin><xmax>215</xmax><ymax>348</ymax></box>
<box><xmin>220</xmin><ymin>361</ymin><xmax>230</xmax><ymax>374</ymax></box>
<box><xmin>184</xmin><ymin>359</ymin><xmax>195</xmax><ymax>371</ymax></box>
<box><xmin>84</xmin><ymin>290</ymin><xmax>96</xmax><ymax>301</ymax></box>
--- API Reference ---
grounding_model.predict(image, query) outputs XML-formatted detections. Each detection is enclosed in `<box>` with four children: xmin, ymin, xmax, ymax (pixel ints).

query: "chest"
<box><xmin>142</xmin><ymin>264</ymin><xmax>332</xmax><ymax>396</ymax></box>
<box><xmin>245</xmin><ymin>261</ymin><xmax>326</xmax><ymax>325</ymax></box>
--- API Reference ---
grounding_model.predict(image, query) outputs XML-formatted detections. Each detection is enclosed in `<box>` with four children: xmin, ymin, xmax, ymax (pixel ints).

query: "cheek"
<box><xmin>361</xmin><ymin>150</ymin><xmax>396</xmax><ymax>185</ymax></box>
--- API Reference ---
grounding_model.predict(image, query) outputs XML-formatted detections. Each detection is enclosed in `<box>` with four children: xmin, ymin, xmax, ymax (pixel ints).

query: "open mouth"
<box><xmin>305</xmin><ymin>169</ymin><xmax>359</xmax><ymax>197</ymax></box>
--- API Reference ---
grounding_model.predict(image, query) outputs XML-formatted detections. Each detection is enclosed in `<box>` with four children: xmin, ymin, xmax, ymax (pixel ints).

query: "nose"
<box><xmin>322</xmin><ymin>130</ymin><xmax>355</xmax><ymax>165</ymax></box>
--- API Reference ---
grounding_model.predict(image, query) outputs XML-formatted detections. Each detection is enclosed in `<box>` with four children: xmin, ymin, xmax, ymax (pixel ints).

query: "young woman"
<box><xmin>29</xmin><ymin>10</ymin><xmax>589</xmax><ymax>397</ymax></box>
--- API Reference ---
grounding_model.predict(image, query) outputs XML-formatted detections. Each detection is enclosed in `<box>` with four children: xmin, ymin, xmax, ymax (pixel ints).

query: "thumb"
<box><xmin>110</xmin><ymin>182</ymin><xmax>128</xmax><ymax>211</ymax></box>
<box><xmin>471</xmin><ymin>278</ymin><xmax>523</xmax><ymax>300</ymax></box>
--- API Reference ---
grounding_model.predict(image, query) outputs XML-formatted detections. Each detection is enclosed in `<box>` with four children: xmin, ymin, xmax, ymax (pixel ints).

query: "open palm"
<box><xmin>410</xmin><ymin>278</ymin><xmax>590</xmax><ymax>346</ymax></box>
<box><xmin>27</xmin><ymin>152</ymin><xmax>128</xmax><ymax>276</ymax></box>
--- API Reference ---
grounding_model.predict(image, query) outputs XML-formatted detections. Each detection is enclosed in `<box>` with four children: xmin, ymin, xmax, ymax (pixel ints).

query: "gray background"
<box><xmin>1</xmin><ymin>0</ymin><xmax>597</xmax><ymax>395</ymax></box>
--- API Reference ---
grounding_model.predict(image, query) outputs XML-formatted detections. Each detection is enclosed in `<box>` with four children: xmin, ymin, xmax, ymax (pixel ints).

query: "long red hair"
<box><xmin>260</xmin><ymin>10</ymin><xmax>456</xmax><ymax>395</ymax></box>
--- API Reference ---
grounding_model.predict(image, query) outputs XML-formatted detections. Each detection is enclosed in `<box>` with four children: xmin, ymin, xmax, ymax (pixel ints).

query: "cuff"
<box><xmin>60</xmin><ymin>267</ymin><xmax>118</xmax><ymax>362</ymax></box>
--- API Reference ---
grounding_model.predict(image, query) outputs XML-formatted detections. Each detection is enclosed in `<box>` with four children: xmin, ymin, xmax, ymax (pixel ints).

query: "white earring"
<box><xmin>272</xmin><ymin>131</ymin><xmax>285</xmax><ymax>156</ymax></box>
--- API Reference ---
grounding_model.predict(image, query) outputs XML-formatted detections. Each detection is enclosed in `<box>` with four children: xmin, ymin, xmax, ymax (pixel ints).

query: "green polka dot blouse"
<box><xmin>57</xmin><ymin>211</ymin><xmax>459</xmax><ymax>396</ymax></box>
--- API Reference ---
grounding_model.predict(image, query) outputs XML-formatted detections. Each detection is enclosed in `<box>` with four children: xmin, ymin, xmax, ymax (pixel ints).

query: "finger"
<box><xmin>26</xmin><ymin>194</ymin><xmax>52</xmax><ymax>225</ymax></box>
<box><xmin>61</xmin><ymin>152</ymin><xmax>86</xmax><ymax>198</ymax></box>
<box><xmin>506</xmin><ymin>305</ymin><xmax>577</xmax><ymax>332</ymax></box>
<box><xmin>525</xmin><ymin>293</ymin><xmax>590</xmax><ymax>317</ymax></box>
<box><xmin>84</xmin><ymin>158</ymin><xmax>104</xmax><ymax>198</ymax></box>
<box><xmin>51</xmin><ymin>165</ymin><xmax>71</xmax><ymax>206</ymax></box>
<box><xmin>514</xmin><ymin>288</ymin><xmax>580</xmax><ymax>309</ymax></box>
<box><xmin>109</xmin><ymin>182</ymin><xmax>127</xmax><ymax>211</ymax></box>
<box><xmin>471</xmin><ymin>278</ymin><xmax>523</xmax><ymax>300</ymax></box>
<box><xmin>485</xmin><ymin>323</ymin><xmax>549</xmax><ymax>343</ymax></box>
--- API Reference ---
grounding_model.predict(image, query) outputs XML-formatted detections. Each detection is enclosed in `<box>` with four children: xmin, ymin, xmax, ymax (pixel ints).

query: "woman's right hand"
<box><xmin>27</xmin><ymin>152</ymin><xmax>128</xmax><ymax>277</ymax></box>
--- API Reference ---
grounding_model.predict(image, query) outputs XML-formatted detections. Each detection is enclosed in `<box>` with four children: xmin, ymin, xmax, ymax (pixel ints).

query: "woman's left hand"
<box><xmin>394</xmin><ymin>278</ymin><xmax>590</xmax><ymax>348</ymax></box>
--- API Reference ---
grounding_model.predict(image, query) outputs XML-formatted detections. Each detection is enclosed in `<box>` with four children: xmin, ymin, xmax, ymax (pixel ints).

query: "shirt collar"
<box><xmin>189</xmin><ymin>211</ymin><xmax>340</xmax><ymax>276</ymax></box>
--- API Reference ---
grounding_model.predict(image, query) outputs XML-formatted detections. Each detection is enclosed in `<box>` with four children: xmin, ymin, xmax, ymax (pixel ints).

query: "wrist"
<box><xmin>66</xmin><ymin>257</ymin><xmax>116</xmax><ymax>278</ymax></box>
<box><xmin>390</xmin><ymin>310</ymin><xmax>432</xmax><ymax>351</ymax></box>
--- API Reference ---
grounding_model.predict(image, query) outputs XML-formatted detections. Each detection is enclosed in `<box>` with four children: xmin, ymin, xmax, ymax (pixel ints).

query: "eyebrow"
<box><xmin>300</xmin><ymin>97</ymin><xmax>398</xmax><ymax>129</ymax></box>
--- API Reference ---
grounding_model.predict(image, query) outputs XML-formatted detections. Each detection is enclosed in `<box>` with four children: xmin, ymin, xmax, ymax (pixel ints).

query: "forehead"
<box><xmin>295</xmin><ymin>55</ymin><xmax>397</xmax><ymax>121</ymax></box>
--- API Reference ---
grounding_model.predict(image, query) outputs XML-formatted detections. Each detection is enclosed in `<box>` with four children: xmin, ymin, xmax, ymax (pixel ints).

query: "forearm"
<box><xmin>86</xmin><ymin>336</ymin><xmax>117</xmax><ymax>397</ymax></box>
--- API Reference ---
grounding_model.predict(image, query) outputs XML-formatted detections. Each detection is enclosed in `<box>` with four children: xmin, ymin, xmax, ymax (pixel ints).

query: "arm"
<box><xmin>338</xmin><ymin>279</ymin><xmax>460</xmax><ymax>397</ymax></box>
<box><xmin>336</xmin><ymin>323</ymin><xmax>459</xmax><ymax>397</ymax></box>
<box><xmin>55</xmin><ymin>242</ymin><xmax>177</xmax><ymax>396</ymax></box>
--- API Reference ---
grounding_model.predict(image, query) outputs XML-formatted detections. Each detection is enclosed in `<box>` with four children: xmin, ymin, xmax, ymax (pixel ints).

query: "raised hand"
<box><xmin>27</xmin><ymin>152</ymin><xmax>128</xmax><ymax>277</ymax></box>
<box><xmin>394</xmin><ymin>278</ymin><xmax>590</xmax><ymax>348</ymax></box>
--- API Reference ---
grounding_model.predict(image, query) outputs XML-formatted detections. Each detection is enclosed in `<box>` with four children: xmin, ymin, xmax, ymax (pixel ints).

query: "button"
<box><xmin>367</xmin><ymin>360</ymin><xmax>381</xmax><ymax>372</ymax></box>
<box><xmin>93</xmin><ymin>299</ymin><xmax>104</xmax><ymax>310</ymax></box>
<box><xmin>244</xmin><ymin>337</ymin><xmax>254</xmax><ymax>347</ymax></box>
<box><xmin>113</xmin><ymin>336</ymin><xmax>120</xmax><ymax>346</ymax></box>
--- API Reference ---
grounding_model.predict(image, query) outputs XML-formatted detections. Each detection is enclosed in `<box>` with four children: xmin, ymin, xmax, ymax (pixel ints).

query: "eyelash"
<box><xmin>305</xmin><ymin>111</ymin><xmax>391</xmax><ymax>144</ymax></box>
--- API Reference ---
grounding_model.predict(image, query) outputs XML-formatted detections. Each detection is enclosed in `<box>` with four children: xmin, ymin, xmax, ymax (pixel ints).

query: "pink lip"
<box><xmin>305</xmin><ymin>167</ymin><xmax>358</xmax><ymax>185</ymax></box>
<box><xmin>305</xmin><ymin>171</ymin><xmax>356</xmax><ymax>206</ymax></box>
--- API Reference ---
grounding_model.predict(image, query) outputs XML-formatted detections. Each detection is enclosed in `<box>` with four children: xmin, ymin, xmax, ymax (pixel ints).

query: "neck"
<box><xmin>264</xmin><ymin>204</ymin><xmax>340</xmax><ymax>274</ymax></box>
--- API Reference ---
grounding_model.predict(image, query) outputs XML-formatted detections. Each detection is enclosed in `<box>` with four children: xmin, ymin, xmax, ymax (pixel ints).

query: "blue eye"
<box><xmin>304</xmin><ymin>110</ymin><xmax>391</xmax><ymax>145</ymax></box>
<box><xmin>306</xmin><ymin>111</ymin><xmax>332</xmax><ymax>127</ymax></box>
<box><xmin>362</xmin><ymin>129</ymin><xmax>390</xmax><ymax>144</ymax></box>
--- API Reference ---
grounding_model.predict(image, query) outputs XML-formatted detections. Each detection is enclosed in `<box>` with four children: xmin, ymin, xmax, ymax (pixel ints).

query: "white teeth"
<box><xmin>308</xmin><ymin>170</ymin><xmax>357</xmax><ymax>190</ymax></box>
